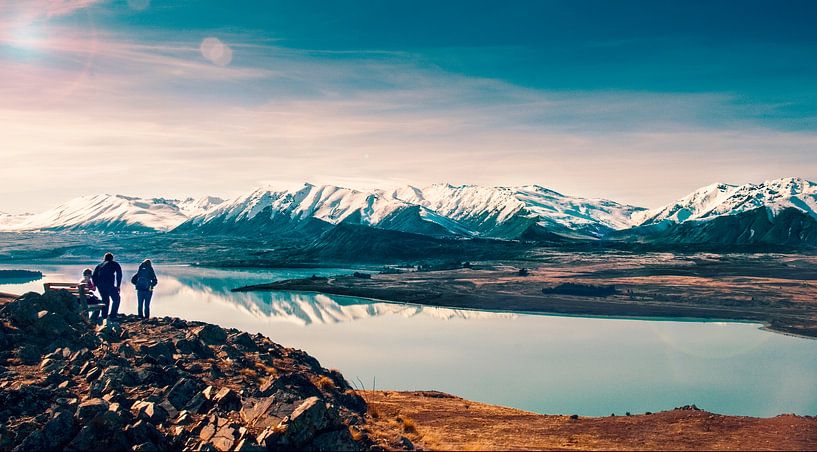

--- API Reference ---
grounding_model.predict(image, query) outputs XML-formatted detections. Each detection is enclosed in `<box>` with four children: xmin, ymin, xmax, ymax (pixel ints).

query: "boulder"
<box><xmin>210</xmin><ymin>424</ymin><xmax>238</xmax><ymax>451</ymax></box>
<box><xmin>36</xmin><ymin>310</ymin><xmax>73</xmax><ymax>337</ymax></box>
<box><xmin>139</xmin><ymin>341</ymin><xmax>175</xmax><ymax>364</ymax></box>
<box><xmin>261</xmin><ymin>397</ymin><xmax>330</xmax><ymax>448</ymax></box>
<box><xmin>17</xmin><ymin>344</ymin><xmax>42</xmax><ymax>365</ymax></box>
<box><xmin>213</xmin><ymin>387</ymin><xmax>242</xmax><ymax>411</ymax></box>
<box><xmin>194</xmin><ymin>324</ymin><xmax>227</xmax><ymax>345</ymax></box>
<box><xmin>229</xmin><ymin>332</ymin><xmax>258</xmax><ymax>351</ymax></box>
<box><xmin>66</xmin><ymin>411</ymin><xmax>129</xmax><ymax>451</ymax></box>
<box><xmin>311</xmin><ymin>428</ymin><xmax>359</xmax><ymax>451</ymax></box>
<box><xmin>75</xmin><ymin>398</ymin><xmax>110</xmax><ymax>422</ymax></box>
<box><xmin>184</xmin><ymin>392</ymin><xmax>212</xmax><ymax>414</ymax></box>
<box><xmin>166</xmin><ymin>378</ymin><xmax>202</xmax><ymax>410</ymax></box>
<box><xmin>15</xmin><ymin>410</ymin><xmax>76</xmax><ymax>452</ymax></box>
<box><xmin>125</xmin><ymin>420</ymin><xmax>165</xmax><ymax>449</ymax></box>
<box><xmin>240</xmin><ymin>394</ymin><xmax>302</xmax><ymax>430</ymax></box>
<box><xmin>131</xmin><ymin>400</ymin><xmax>169</xmax><ymax>425</ymax></box>
<box><xmin>84</xmin><ymin>366</ymin><xmax>102</xmax><ymax>382</ymax></box>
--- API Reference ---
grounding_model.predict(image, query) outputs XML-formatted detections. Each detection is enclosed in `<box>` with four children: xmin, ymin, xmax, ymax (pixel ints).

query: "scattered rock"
<box><xmin>0</xmin><ymin>292</ymin><xmax>372</xmax><ymax>451</ymax></box>
<box><xmin>75</xmin><ymin>398</ymin><xmax>110</xmax><ymax>422</ymax></box>
<box><xmin>195</xmin><ymin>324</ymin><xmax>227</xmax><ymax>345</ymax></box>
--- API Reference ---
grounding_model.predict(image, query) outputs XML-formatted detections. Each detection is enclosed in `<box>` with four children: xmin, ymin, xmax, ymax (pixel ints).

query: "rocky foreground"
<box><xmin>2</xmin><ymin>290</ymin><xmax>817</xmax><ymax>451</ymax></box>
<box><xmin>0</xmin><ymin>290</ymin><xmax>385</xmax><ymax>451</ymax></box>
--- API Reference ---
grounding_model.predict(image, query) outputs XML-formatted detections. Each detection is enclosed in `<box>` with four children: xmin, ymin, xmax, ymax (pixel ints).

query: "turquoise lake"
<box><xmin>2</xmin><ymin>263</ymin><xmax>816</xmax><ymax>417</ymax></box>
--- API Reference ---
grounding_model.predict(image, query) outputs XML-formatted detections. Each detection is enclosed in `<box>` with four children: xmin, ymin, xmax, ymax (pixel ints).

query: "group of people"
<box><xmin>79</xmin><ymin>252</ymin><xmax>158</xmax><ymax>323</ymax></box>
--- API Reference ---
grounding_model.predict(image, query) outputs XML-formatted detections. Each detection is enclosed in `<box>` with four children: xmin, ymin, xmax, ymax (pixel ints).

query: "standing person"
<box><xmin>91</xmin><ymin>252</ymin><xmax>123</xmax><ymax>323</ymax></box>
<box><xmin>133</xmin><ymin>259</ymin><xmax>158</xmax><ymax>319</ymax></box>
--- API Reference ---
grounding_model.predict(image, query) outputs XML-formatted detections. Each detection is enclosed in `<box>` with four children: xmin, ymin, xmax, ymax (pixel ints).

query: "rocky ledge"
<box><xmin>0</xmin><ymin>290</ymin><xmax>376</xmax><ymax>451</ymax></box>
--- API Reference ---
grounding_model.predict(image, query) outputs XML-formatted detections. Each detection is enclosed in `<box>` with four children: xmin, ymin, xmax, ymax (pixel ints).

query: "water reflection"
<box><xmin>1</xmin><ymin>263</ymin><xmax>816</xmax><ymax>417</ymax></box>
<box><xmin>0</xmin><ymin>264</ymin><xmax>515</xmax><ymax>326</ymax></box>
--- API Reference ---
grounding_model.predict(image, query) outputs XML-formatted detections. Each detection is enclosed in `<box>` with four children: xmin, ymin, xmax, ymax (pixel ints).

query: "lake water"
<box><xmin>2</xmin><ymin>263</ymin><xmax>816</xmax><ymax>417</ymax></box>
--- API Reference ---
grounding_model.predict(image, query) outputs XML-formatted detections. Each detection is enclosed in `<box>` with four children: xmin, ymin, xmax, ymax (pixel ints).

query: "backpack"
<box><xmin>131</xmin><ymin>273</ymin><xmax>139</xmax><ymax>286</ymax></box>
<box><xmin>134</xmin><ymin>267</ymin><xmax>154</xmax><ymax>291</ymax></box>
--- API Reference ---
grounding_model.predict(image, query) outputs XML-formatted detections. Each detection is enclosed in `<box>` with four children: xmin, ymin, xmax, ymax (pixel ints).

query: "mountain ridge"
<box><xmin>3</xmin><ymin>177</ymin><xmax>817</xmax><ymax>248</ymax></box>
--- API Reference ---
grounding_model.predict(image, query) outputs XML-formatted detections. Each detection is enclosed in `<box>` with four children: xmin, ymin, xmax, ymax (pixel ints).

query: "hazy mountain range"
<box><xmin>2</xmin><ymin>177</ymin><xmax>816</xmax><ymax>248</ymax></box>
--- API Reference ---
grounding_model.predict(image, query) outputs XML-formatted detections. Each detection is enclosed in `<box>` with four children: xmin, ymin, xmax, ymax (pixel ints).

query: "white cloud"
<box><xmin>2</xmin><ymin>23</ymin><xmax>817</xmax><ymax>213</ymax></box>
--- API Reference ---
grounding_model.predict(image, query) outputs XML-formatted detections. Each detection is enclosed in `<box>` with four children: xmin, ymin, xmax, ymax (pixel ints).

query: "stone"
<box><xmin>159</xmin><ymin>399</ymin><xmax>179</xmax><ymax>420</ymax></box>
<box><xmin>283</xmin><ymin>397</ymin><xmax>330</xmax><ymax>444</ymax></box>
<box><xmin>5</xmin><ymin>297</ymin><xmax>39</xmax><ymax>326</ymax></box>
<box><xmin>139</xmin><ymin>341</ymin><xmax>175</xmax><ymax>364</ymax></box>
<box><xmin>263</xmin><ymin>397</ymin><xmax>330</xmax><ymax>448</ymax></box>
<box><xmin>15</xmin><ymin>410</ymin><xmax>76</xmax><ymax>452</ymax></box>
<box><xmin>213</xmin><ymin>387</ymin><xmax>241</xmax><ymax>411</ymax></box>
<box><xmin>230</xmin><ymin>332</ymin><xmax>258</xmax><ymax>351</ymax></box>
<box><xmin>174</xmin><ymin>410</ymin><xmax>192</xmax><ymax>425</ymax></box>
<box><xmin>40</xmin><ymin>357</ymin><xmax>65</xmax><ymax>373</ymax></box>
<box><xmin>75</xmin><ymin>398</ymin><xmax>110</xmax><ymax>422</ymax></box>
<box><xmin>131</xmin><ymin>400</ymin><xmax>168</xmax><ymax>424</ymax></box>
<box><xmin>17</xmin><ymin>344</ymin><xmax>41</xmax><ymax>365</ymax></box>
<box><xmin>233</xmin><ymin>437</ymin><xmax>265</xmax><ymax>451</ymax></box>
<box><xmin>202</xmin><ymin>386</ymin><xmax>217</xmax><ymax>400</ymax></box>
<box><xmin>167</xmin><ymin>378</ymin><xmax>202</xmax><ymax>410</ymax></box>
<box><xmin>199</xmin><ymin>418</ymin><xmax>219</xmax><ymax>442</ymax></box>
<box><xmin>66</xmin><ymin>411</ymin><xmax>129</xmax><ymax>451</ymax></box>
<box><xmin>132</xmin><ymin>442</ymin><xmax>160</xmax><ymax>452</ymax></box>
<box><xmin>210</xmin><ymin>425</ymin><xmax>237</xmax><ymax>451</ymax></box>
<box><xmin>257</xmin><ymin>372</ymin><xmax>320</xmax><ymax>399</ymax></box>
<box><xmin>241</xmin><ymin>391</ymin><xmax>303</xmax><ymax>431</ymax></box>
<box><xmin>85</xmin><ymin>366</ymin><xmax>102</xmax><ymax>382</ymax></box>
<box><xmin>36</xmin><ymin>310</ymin><xmax>72</xmax><ymax>336</ymax></box>
<box><xmin>312</xmin><ymin>428</ymin><xmax>360</xmax><ymax>451</ymax></box>
<box><xmin>125</xmin><ymin>420</ymin><xmax>164</xmax><ymax>449</ymax></box>
<box><xmin>195</xmin><ymin>324</ymin><xmax>227</xmax><ymax>345</ymax></box>
<box><xmin>184</xmin><ymin>392</ymin><xmax>211</xmax><ymax>414</ymax></box>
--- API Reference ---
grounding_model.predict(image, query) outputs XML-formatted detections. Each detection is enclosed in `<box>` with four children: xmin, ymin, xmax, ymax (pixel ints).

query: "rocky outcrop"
<box><xmin>0</xmin><ymin>291</ymin><xmax>372</xmax><ymax>451</ymax></box>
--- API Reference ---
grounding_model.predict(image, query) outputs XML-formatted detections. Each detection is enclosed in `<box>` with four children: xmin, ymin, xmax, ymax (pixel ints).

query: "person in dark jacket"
<box><xmin>133</xmin><ymin>259</ymin><xmax>158</xmax><ymax>319</ymax></box>
<box><xmin>91</xmin><ymin>252</ymin><xmax>122</xmax><ymax>323</ymax></box>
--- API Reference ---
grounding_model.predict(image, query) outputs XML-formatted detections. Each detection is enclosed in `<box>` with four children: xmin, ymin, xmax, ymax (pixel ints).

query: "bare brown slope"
<box><xmin>366</xmin><ymin>391</ymin><xmax>817</xmax><ymax>451</ymax></box>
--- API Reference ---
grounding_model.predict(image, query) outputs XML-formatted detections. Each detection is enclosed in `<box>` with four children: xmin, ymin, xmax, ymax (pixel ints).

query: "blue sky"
<box><xmin>1</xmin><ymin>0</ymin><xmax>817</xmax><ymax>212</ymax></box>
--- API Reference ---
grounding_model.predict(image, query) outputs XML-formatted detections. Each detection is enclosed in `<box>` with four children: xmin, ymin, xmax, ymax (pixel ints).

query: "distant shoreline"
<box><xmin>233</xmin><ymin>258</ymin><xmax>817</xmax><ymax>340</ymax></box>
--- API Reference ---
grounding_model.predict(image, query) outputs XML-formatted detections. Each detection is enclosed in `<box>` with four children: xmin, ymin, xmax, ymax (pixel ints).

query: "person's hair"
<box><xmin>83</xmin><ymin>268</ymin><xmax>92</xmax><ymax>276</ymax></box>
<box><xmin>142</xmin><ymin>259</ymin><xmax>152</xmax><ymax>266</ymax></box>
<box><xmin>104</xmin><ymin>252</ymin><xmax>114</xmax><ymax>261</ymax></box>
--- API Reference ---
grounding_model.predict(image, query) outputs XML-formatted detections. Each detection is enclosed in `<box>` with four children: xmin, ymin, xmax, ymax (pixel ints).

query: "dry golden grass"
<box><xmin>349</xmin><ymin>426</ymin><xmax>365</xmax><ymax>442</ymax></box>
<box><xmin>396</xmin><ymin>416</ymin><xmax>418</xmax><ymax>435</ymax></box>
<box><xmin>254</xmin><ymin>361</ymin><xmax>278</xmax><ymax>376</ymax></box>
<box><xmin>313</xmin><ymin>375</ymin><xmax>336</xmax><ymax>390</ymax></box>
<box><xmin>238</xmin><ymin>368</ymin><xmax>257</xmax><ymax>378</ymax></box>
<box><xmin>365</xmin><ymin>391</ymin><xmax>817</xmax><ymax>451</ymax></box>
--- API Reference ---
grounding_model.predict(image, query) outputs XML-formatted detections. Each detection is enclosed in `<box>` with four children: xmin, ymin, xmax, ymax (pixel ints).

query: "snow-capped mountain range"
<box><xmin>176</xmin><ymin>182</ymin><xmax>646</xmax><ymax>239</ymax></box>
<box><xmin>2</xmin><ymin>177</ymin><xmax>816</xmax><ymax>245</ymax></box>
<box><xmin>0</xmin><ymin>195</ymin><xmax>224</xmax><ymax>232</ymax></box>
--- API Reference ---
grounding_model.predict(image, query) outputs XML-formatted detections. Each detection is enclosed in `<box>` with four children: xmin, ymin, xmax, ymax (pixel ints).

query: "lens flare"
<box><xmin>199</xmin><ymin>37</ymin><xmax>232</xmax><ymax>67</ymax></box>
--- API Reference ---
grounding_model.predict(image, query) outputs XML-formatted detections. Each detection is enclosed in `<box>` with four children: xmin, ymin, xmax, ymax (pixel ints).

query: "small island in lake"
<box><xmin>0</xmin><ymin>269</ymin><xmax>43</xmax><ymax>285</ymax></box>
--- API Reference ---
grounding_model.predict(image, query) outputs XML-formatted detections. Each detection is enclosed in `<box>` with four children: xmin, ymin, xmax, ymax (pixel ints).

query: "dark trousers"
<box><xmin>92</xmin><ymin>286</ymin><xmax>121</xmax><ymax>322</ymax></box>
<box><xmin>137</xmin><ymin>289</ymin><xmax>153</xmax><ymax>318</ymax></box>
